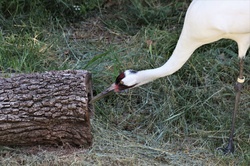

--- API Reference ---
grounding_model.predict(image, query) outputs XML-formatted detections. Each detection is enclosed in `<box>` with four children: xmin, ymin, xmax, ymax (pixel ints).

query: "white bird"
<box><xmin>90</xmin><ymin>0</ymin><xmax>250</xmax><ymax>153</ymax></box>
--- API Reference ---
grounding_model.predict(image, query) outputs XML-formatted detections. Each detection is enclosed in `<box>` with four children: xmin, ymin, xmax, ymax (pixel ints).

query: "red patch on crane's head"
<box><xmin>115</xmin><ymin>72</ymin><xmax>125</xmax><ymax>85</ymax></box>
<box><xmin>114</xmin><ymin>71</ymin><xmax>137</xmax><ymax>92</ymax></box>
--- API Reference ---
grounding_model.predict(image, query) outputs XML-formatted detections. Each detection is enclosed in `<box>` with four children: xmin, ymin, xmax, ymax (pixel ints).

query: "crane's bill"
<box><xmin>89</xmin><ymin>84</ymin><xmax>115</xmax><ymax>104</ymax></box>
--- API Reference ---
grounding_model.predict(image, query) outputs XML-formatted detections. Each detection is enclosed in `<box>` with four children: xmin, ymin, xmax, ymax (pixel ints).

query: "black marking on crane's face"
<box><xmin>129</xmin><ymin>70</ymin><xmax>138</xmax><ymax>74</ymax></box>
<box><xmin>115</xmin><ymin>70</ymin><xmax>138</xmax><ymax>91</ymax></box>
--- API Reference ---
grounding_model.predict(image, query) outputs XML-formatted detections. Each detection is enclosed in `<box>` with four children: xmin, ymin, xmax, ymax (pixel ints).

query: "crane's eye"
<box><xmin>120</xmin><ymin>81</ymin><xmax>124</xmax><ymax>85</ymax></box>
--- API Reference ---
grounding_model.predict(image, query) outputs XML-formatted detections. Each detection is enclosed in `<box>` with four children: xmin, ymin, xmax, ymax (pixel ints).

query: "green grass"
<box><xmin>0</xmin><ymin>0</ymin><xmax>250</xmax><ymax>165</ymax></box>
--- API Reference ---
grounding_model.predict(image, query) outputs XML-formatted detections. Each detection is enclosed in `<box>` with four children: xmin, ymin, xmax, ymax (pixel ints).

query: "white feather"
<box><xmin>122</xmin><ymin>0</ymin><xmax>250</xmax><ymax>87</ymax></box>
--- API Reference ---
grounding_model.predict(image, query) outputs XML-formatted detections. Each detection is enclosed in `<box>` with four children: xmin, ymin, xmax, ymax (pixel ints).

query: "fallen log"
<box><xmin>0</xmin><ymin>70</ymin><xmax>93</xmax><ymax>148</ymax></box>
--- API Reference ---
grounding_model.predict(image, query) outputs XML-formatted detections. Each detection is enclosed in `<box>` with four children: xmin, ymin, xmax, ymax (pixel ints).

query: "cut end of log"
<box><xmin>0</xmin><ymin>70</ymin><xmax>94</xmax><ymax>148</ymax></box>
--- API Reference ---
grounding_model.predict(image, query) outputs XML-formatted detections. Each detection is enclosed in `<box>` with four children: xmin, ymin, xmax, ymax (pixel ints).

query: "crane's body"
<box><xmin>121</xmin><ymin>0</ymin><xmax>250</xmax><ymax>88</ymax></box>
<box><xmin>90</xmin><ymin>0</ymin><xmax>250</xmax><ymax>154</ymax></box>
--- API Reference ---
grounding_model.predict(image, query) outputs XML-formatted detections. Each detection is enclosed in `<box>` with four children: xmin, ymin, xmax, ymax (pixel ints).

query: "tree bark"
<box><xmin>0</xmin><ymin>70</ymin><xmax>93</xmax><ymax>148</ymax></box>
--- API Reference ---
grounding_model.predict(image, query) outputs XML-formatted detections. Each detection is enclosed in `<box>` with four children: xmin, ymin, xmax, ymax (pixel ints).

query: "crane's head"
<box><xmin>89</xmin><ymin>70</ymin><xmax>139</xmax><ymax>103</ymax></box>
<box><xmin>114</xmin><ymin>69</ymin><xmax>139</xmax><ymax>92</ymax></box>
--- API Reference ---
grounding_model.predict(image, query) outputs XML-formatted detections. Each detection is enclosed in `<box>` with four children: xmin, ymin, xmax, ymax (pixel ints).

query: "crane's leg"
<box><xmin>218</xmin><ymin>58</ymin><xmax>245</xmax><ymax>154</ymax></box>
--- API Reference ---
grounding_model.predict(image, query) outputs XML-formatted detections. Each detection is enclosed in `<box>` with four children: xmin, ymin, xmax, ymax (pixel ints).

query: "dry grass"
<box><xmin>0</xmin><ymin>121</ymin><xmax>247</xmax><ymax>165</ymax></box>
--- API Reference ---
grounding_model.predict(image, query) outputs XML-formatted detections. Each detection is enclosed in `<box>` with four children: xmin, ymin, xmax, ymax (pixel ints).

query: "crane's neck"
<box><xmin>136</xmin><ymin>36</ymin><xmax>202</xmax><ymax>86</ymax></box>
